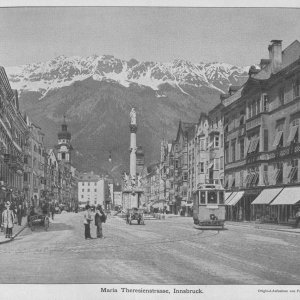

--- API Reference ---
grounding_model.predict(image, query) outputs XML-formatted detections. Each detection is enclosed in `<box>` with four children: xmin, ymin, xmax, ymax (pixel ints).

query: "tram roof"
<box><xmin>195</xmin><ymin>184</ymin><xmax>224</xmax><ymax>190</ymax></box>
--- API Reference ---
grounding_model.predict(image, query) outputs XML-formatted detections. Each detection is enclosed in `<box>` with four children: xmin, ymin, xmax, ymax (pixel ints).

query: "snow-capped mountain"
<box><xmin>5</xmin><ymin>55</ymin><xmax>249</xmax><ymax>97</ymax></box>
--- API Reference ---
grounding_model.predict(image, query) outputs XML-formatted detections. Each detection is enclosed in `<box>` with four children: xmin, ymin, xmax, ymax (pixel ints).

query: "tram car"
<box><xmin>192</xmin><ymin>184</ymin><xmax>225</xmax><ymax>229</ymax></box>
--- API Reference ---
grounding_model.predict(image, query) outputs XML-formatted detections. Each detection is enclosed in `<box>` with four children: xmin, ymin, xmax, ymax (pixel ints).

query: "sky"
<box><xmin>1</xmin><ymin>6</ymin><xmax>300</xmax><ymax>67</ymax></box>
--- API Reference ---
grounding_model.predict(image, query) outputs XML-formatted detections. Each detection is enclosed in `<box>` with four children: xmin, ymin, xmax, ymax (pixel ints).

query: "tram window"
<box><xmin>200</xmin><ymin>191</ymin><xmax>206</xmax><ymax>204</ymax></box>
<box><xmin>194</xmin><ymin>192</ymin><xmax>199</xmax><ymax>204</ymax></box>
<box><xmin>219</xmin><ymin>191</ymin><xmax>224</xmax><ymax>204</ymax></box>
<box><xmin>207</xmin><ymin>191</ymin><xmax>217</xmax><ymax>204</ymax></box>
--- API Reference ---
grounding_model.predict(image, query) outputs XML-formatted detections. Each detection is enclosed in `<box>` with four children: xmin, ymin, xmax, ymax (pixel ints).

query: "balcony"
<box><xmin>225</xmin><ymin>159</ymin><xmax>246</xmax><ymax>170</ymax></box>
<box><xmin>246</xmin><ymin>152</ymin><xmax>269</xmax><ymax>164</ymax></box>
<box><xmin>269</xmin><ymin>142</ymin><xmax>300</xmax><ymax>160</ymax></box>
<box><xmin>246</xmin><ymin>114</ymin><xmax>262</xmax><ymax>131</ymax></box>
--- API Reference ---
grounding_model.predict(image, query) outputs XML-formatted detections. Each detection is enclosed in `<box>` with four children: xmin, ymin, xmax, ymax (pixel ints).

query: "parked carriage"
<box><xmin>28</xmin><ymin>206</ymin><xmax>50</xmax><ymax>231</ymax></box>
<box><xmin>192</xmin><ymin>184</ymin><xmax>225</xmax><ymax>230</ymax></box>
<box><xmin>126</xmin><ymin>207</ymin><xmax>145</xmax><ymax>225</ymax></box>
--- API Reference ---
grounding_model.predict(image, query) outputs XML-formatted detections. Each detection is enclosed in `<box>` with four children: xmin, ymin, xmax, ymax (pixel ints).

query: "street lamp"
<box><xmin>108</xmin><ymin>151</ymin><xmax>112</xmax><ymax>163</ymax></box>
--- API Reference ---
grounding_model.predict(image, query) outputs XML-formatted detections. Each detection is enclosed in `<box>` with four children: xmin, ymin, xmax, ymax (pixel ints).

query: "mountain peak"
<box><xmin>5</xmin><ymin>54</ymin><xmax>249</xmax><ymax>95</ymax></box>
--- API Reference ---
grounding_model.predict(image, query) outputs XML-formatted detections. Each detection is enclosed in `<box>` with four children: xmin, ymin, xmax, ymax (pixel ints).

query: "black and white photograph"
<box><xmin>0</xmin><ymin>1</ymin><xmax>300</xmax><ymax>299</ymax></box>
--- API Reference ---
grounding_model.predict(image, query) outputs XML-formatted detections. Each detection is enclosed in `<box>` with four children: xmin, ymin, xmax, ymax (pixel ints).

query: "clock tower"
<box><xmin>56</xmin><ymin>115</ymin><xmax>73</xmax><ymax>164</ymax></box>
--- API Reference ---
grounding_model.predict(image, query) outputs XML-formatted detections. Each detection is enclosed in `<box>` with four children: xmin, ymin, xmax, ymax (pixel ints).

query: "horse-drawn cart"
<box><xmin>126</xmin><ymin>208</ymin><xmax>145</xmax><ymax>225</ymax></box>
<box><xmin>28</xmin><ymin>207</ymin><xmax>50</xmax><ymax>231</ymax></box>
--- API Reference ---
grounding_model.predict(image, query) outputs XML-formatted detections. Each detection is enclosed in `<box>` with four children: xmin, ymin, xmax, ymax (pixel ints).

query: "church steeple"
<box><xmin>56</xmin><ymin>114</ymin><xmax>73</xmax><ymax>163</ymax></box>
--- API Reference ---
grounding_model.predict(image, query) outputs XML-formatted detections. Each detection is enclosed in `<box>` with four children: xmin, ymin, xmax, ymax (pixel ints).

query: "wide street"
<box><xmin>0</xmin><ymin>212</ymin><xmax>299</xmax><ymax>284</ymax></box>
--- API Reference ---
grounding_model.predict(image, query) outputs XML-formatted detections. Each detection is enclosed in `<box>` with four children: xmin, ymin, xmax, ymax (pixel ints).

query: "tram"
<box><xmin>192</xmin><ymin>184</ymin><xmax>225</xmax><ymax>229</ymax></box>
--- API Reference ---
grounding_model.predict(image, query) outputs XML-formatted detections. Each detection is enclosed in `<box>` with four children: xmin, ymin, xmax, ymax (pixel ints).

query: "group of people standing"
<box><xmin>0</xmin><ymin>201</ymin><xmax>24</xmax><ymax>239</ymax></box>
<box><xmin>83</xmin><ymin>204</ymin><xmax>106</xmax><ymax>239</ymax></box>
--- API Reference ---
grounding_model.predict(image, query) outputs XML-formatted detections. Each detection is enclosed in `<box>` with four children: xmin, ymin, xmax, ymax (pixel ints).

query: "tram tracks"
<box><xmin>0</xmin><ymin>228</ymin><xmax>221</xmax><ymax>255</ymax></box>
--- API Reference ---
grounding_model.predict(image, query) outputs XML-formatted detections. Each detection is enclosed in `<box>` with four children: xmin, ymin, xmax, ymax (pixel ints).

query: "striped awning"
<box><xmin>225</xmin><ymin>192</ymin><xmax>237</xmax><ymax>205</ymax></box>
<box><xmin>251</xmin><ymin>188</ymin><xmax>283</xmax><ymax>205</ymax></box>
<box><xmin>227</xmin><ymin>191</ymin><xmax>244</xmax><ymax>206</ymax></box>
<box><xmin>270</xmin><ymin>187</ymin><xmax>300</xmax><ymax>205</ymax></box>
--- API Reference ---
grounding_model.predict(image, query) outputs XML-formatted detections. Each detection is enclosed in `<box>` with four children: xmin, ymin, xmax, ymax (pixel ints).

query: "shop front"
<box><xmin>250</xmin><ymin>187</ymin><xmax>283</xmax><ymax>223</ymax></box>
<box><xmin>270</xmin><ymin>186</ymin><xmax>300</xmax><ymax>224</ymax></box>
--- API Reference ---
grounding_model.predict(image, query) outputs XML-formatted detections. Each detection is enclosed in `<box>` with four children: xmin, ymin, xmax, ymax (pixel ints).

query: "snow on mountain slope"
<box><xmin>5</xmin><ymin>55</ymin><xmax>249</xmax><ymax>97</ymax></box>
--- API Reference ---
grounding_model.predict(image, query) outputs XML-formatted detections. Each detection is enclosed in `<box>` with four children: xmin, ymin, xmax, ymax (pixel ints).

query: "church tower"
<box><xmin>56</xmin><ymin>115</ymin><xmax>73</xmax><ymax>164</ymax></box>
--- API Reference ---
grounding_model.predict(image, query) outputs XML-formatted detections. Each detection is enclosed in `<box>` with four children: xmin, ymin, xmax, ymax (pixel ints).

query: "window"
<box><xmin>220</xmin><ymin>157</ymin><xmax>224</xmax><ymax>170</ymax></box>
<box><xmin>82</xmin><ymin>189</ymin><xmax>84</xmax><ymax>192</ymax></box>
<box><xmin>220</xmin><ymin>134</ymin><xmax>223</xmax><ymax>148</ymax></box>
<box><xmin>293</xmin><ymin>79</ymin><xmax>300</xmax><ymax>98</ymax></box>
<box><xmin>200</xmin><ymin>139</ymin><xmax>205</xmax><ymax>150</ymax></box>
<box><xmin>279</xmin><ymin>87</ymin><xmax>285</xmax><ymax>105</ymax></box>
<box><xmin>81</xmin><ymin>195</ymin><xmax>84</xmax><ymax>198</ymax></box>
<box><xmin>273</xmin><ymin>125</ymin><xmax>284</xmax><ymax>148</ymax></box>
<box><xmin>183</xmin><ymin>172</ymin><xmax>188</xmax><ymax>181</ymax></box>
<box><xmin>24</xmin><ymin>173</ymin><xmax>28</xmax><ymax>182</ymax></box>
<box><xmin>225</xmin><ymin>143</ymin><xmax>229</xmax><ymax>164</ymax></box>
<box><xmin>82</xmin><ymin>182</ymin><xmax>84</xmax><ymax>186</ymax></box>
<box><xmin>263</xmin><ymin>94</ymin><xmax>269</xmax><ymax>112</ymax></box>
<box><xmin>289</xmin><ymin>159</ymin><xmax>298</xmax><ymax>183</ymax></box>
<box><xmin>231</xmin><ymin>139</ymin><xmax>236</xmax><ymax>162</ymax></box>
<box><xmin>175</xmin><ymin>160</ymin><xmax>178</xmax><ymax>169</ymax></box>
<box><xmin>200</xmin><ymin>191</ymin><xmax>206</xmax><ymax>204</ymax></box>
<box><xmin>240</xmin><ymin>138</ymin><xmax>244</xmax><ymax>159</ymax></box>
<box><xmin>214</xmin><ymin>158</ymin><xmax>219</xmax><ymax>170</ymax></box>
<box><xmin>94</xmin><ymin>182</ymin><xmax>97</xmax><ymax>186</ymax></box>
<box><xmin>62</xmin><ymin>153</ymin><xmax>66</xmax><ymax>159</ymax></box>
<box><xmin>264</xmin><ymin>130</ymin><xmax>269</xmax><ymax>151</ymax></box>
<box><xmin>88</xmin><ymin>182</ymin><xmax>90</xmax><ymax>186</ymax></box>
<box><xmin>207</xmin><ymin>191</ymin><xmax>217</xmax><ymax>204</ymax></box>
<box><xmin>214</xmin><ymin>135</ymin><xmax>219</xmax><ymax>148</ymax></box>
<box><xmin>287</xmin><ymin>124</ymin><xmax>299</xmax><ymax>144</ymax></box>
<box><xmin>94</xmin><ymin>189</ymin><xmax>97</xmax><ymax>192</ymax></box>
<box><xmin>87</xmin><ymin>189</ymin><xmax>90</xmax><ymax>192</ymax></box>
<box><xmin>24</xmin><ymin>156</ymin><xmax>28</xmax><ymax>164</ymax></box>
<box><xmin>256</xmin><ymin>99</ymin><xmax>260</xmax><ymax>114</ymax></box>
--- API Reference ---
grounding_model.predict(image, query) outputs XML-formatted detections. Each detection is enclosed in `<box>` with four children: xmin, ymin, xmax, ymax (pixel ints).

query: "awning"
<box><xmin>270</xmin><ymin>186</ymin><xmax>300</xmax><ymax>205</ymax></box>
<box><xmin>251</xmin><ymin>188</ymin><xmax>283</xmax><ymax>205</ymax></box>
<box><xmin>225</xmin><ymin>192</ymin><xmax>232</xmax><ymax>201</ymax></box>
<box><xmin>227</xmin><ymin>191</ymin><xmax>244</xmax><ymax>206</ymax></box>
<box><xmin>287</xmin><ymin>126</ymin><xmax>299</xmax><ymax>144</ymax></box>
<box><xmin>273</xmin><ymin>131</ymin><xmax>283</xmax><ymax>147</ymax></box>
<box><xmin>225</xmin><ymin>192</ymin><xmax>237</xmax><ymax>205</ymax></box>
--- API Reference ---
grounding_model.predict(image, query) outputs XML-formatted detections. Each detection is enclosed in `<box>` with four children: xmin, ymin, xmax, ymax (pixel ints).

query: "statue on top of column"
<box><xmin>130</xmin><ymin>108</ymin><xmax>136</xmax><ymax>125</ymax></box>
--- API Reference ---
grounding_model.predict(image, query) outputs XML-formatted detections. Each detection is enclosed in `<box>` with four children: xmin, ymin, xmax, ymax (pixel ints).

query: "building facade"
<box><xmin>223</xmin><ymin>39</ymin><xmax>300</xmax><ymax>223</ymax></box>
<box><xmin>0</xmin><ymin>67</ymin><xmax>28</xmax><ymax>207</ymax></box>
<box><xmin>78</xmin><ymin>172</ymin><xmax>105</xmax><ymax>207</ymax></box>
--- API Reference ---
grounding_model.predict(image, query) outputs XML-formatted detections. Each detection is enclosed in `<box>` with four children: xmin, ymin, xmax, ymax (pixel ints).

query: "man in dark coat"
<box><xmin>94</xmin><ymin>205</ymin><xmax>105</xmax><ymax>238</ymax></box>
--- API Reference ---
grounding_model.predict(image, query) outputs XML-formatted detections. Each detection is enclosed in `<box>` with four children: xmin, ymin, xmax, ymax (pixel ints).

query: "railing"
<box><xmin>225</xmin><ymin>159</ymin><xmax>246</xmax><ymax>170</ymax></box>
<box><xmin>269</xmin><ymin>142</ymin><xmax>300</xmax><ymax>160</ymax></box>
<box><xmin>246</xmin><ymin>114</ymin><xmax>262</xmax><ymax>131</ymax></box>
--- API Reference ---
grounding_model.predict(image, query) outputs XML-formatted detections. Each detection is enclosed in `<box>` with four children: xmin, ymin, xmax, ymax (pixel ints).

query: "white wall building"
<box><xmin>78</xmin><ymin>172</ymin><xmax>105</xmax><ymax>207</ymax></box>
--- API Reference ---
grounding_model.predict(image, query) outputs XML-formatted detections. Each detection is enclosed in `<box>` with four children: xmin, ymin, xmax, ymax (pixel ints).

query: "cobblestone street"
<box><xmin>0</xmin><ymin>212</ymin><xmax>299</xmax><ymax>284</ymax></box>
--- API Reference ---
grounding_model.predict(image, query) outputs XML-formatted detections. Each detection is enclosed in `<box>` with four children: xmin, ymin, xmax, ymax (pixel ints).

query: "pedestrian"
<box><xmin>95</xmin><ymin>205</ymin><xmax>105</xmax><ymax>238</ymax></box>
<box><xmin>294</xmin><ymin>208</ymin><xmax>300</xmax><ymax>228</ymax></box>
<box><xmin>2</xmin><ymin>201</ymin><xmax>15</xmax><ymax>238</ymax></box>
<box><xmin>83</xmin><ymin>205</ymin><xmax>93</xmax><ymax>239</ymax></box>
<box><xmin>16</xmin><ymin>204</ymin><xmax>23</xmax><ymax>226</ymax></box>
<box><xmin>50</xmin><ymin>203</ymin><xmax>55</xmax><ymax>220</ymax></box>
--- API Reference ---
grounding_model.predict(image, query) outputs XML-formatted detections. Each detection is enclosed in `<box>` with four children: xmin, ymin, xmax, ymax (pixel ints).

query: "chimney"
<box><xmin>268</xmin><ymin>40</ymin><xmax>282</xmax><ymax>74</ymax></box>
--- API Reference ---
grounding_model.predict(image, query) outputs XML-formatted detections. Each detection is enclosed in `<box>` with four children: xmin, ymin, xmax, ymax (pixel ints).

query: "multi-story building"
<box><xmin>194</xmin><ymin>113</ymin><xmax>210</xmax><ymax>188</ymax></box>
<box><xmin>174</xmin><ymin>121</ymin><xmax>196</xmax><ymax>216</ymax></box>
<box><xmin>223</xmin><ymin>39</ymin><xmax>300</xmax><ymax>223</ymax></box>
<box><xmin>0</xmin><ymin>67</ymin><xmax>28</xmax><ymax>206</ymax></box>
<box><xmin>78</xmin><ymin>172</ymin><xmax>105</xmax><ymax>207</ymax></box>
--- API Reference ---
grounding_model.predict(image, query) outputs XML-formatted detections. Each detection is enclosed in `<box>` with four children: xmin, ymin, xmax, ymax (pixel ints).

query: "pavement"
<box><xmin>0</xmin><ymin>216</ymin><xmax>28</xmax><ymax>244</ymax></box>
<box><xmin>0</xmin><ymin>212</ymin><xmax>299</xmax><ymax>284</ymax></box>
<box><xmin>1</xmin><ymin>213</ymin><xmax>299</xmax><ymax>246</ymax></box>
